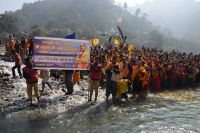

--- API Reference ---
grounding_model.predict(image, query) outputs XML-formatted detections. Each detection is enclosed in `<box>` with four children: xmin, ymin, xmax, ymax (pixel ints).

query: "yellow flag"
<box><xmin>92</xmin><ymin>38</ymin><xmax>99</xmax><ymax>46</ymax></box>
<box><xmin>128</xmin><ymin>44</ymin><xmax>135</xmax><ymax>51</ymax></box>
<box><xmin>114</xmin><ymin>38</ymin><xmax>120</xmax><ymax>46</ymax></box>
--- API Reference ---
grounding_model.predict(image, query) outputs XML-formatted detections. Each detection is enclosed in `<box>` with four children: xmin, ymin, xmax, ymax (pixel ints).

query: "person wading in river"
<box><xmin>105</xmin><ymin>56</ymin><xmax>120</xmax><ymax>103</ymax></box>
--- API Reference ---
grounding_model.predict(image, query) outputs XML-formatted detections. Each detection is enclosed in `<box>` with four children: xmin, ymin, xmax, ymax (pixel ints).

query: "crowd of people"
<box><xmin>89</xmin><ymin>44</ymin><xmax>200</xmax><ymax>102</ymax></box>
<box><xmin>4</xmin><ymin>34</ymin><xmax>200</xmax><ymax>106</ymax></box>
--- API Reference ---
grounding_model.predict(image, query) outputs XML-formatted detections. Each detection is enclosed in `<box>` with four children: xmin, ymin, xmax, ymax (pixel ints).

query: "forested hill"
<box><xmin>1</xmin><ymin>0</ymin><xmax>155</xmax><ymax>45</ymax></box>
<box><xmin>0</xmin><ymin>0</ymin><xmax>199</xmax><ymax>53</ymax></box>
<box><xmin>6</xmin><ymin>0</ymin><xmax>153</xmax><ymax>39</ymax></box>
<box><xmin>129</xmin><ymin>0</ymin><xmax>200</xmax><ymax>40</ymax></box>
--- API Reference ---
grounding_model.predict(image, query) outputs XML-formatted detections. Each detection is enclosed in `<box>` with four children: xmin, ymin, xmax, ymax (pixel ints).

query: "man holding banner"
<box><xmin>33</xmin><ymin>37</ymin><xmax>90</xmax><ymax>96</ymax></box>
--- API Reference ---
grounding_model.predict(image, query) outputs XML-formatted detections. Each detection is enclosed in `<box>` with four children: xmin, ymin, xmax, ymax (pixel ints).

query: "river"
<box><xmin>1</xmin><ymin>88</ymin><xmax>200</xmax><ymax>133</ymax></box>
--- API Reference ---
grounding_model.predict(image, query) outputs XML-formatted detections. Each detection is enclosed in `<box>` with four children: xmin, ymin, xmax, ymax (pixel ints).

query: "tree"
<box><xmin>123</xmin><ymin>2</ymin><xmax>128</xmax><ymax>10</ymax></box>
<box><xmin>141</xmin><ymin>13</ymin><xmax>148</xmax><ymax>21</ymax></box>
<box><xmin>0</xmin><ymin>14</ymin><xmax>18</xmax><ymax>33</ymax></box>
<box><xmin>31</xmin><ymin>25</ymin><xmax>47</xmax><ymax>36</ymax></box>
<box><xmin>135</xmin><ymin>8</ymin><xmax>141</xmax><ymax>17</ymax></box>
<box><xmin>148</xmin><ymin>30</ymin><xmax>163</xmax><ymax>49</ymax></box>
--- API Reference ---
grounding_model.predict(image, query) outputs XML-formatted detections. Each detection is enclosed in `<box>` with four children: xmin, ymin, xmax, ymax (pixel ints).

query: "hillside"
<box><xmin>129</xmin><ymin>0</ymin><xmax>200</xmax><ymax>40</ymax></box>
<box><xmin>0</xmin><ymin>0</ymin><xmax>200</xmax><ymax>53</ymax></box>
<box><xmin>9</xmin><ymin>0</ymin><xmax>154</xmax><ymax>39</ymax></box>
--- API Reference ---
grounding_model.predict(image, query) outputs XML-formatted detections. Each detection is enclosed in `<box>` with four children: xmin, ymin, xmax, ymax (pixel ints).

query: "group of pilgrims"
<box><xmin>4</xmin><ymin>34</ymin><xmax>200</xmax><ymax>106</ymax></box>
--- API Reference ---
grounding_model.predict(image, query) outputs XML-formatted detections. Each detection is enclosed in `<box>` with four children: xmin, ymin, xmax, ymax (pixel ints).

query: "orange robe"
<box><xmin>131</xmin><ymin>65</ymin><xmax>141</xmax><ymax>82</ymax></box>
<box><xmin>72</xmin><ymin>71</ymin><xmax>80</xmax><ymax>84</ymax></box>
<box><xmin>7</xmin><ymin>40</ymin><xmax>15</xmax><ymax>51</ymax></box>
<box><xmin>24</xmin><ymin>39</ymin><xmax>30</xmax><ymax>52</ymax></box>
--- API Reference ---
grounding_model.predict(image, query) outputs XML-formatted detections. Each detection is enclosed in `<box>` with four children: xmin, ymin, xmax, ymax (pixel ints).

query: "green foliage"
<box><xmin>148</xmin><ymin>30</ymin><xmax>163</xmax><ymax>49</ymax></box>
<box><xmin>0</xmin><ymin>13</ymin><xmax>18</xmax><ymax>39</ymax></box>
<box><xmin>31</xmin><ymin>25</ymin><xmax>47</xmax><ymax>36</ymax></box>
<box><xmin>0</xmin><ymin>0</ymin><xmax>199</xmax><ymax>53</ymax></box>
<box><xmin>8</xmin><ymin>0</ymin><xmax>157</xmax><ymax>41</ymax></box>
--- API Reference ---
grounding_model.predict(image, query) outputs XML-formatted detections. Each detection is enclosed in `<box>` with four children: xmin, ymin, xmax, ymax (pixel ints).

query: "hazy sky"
<box><xmin>0</xmin><ymin>0</ymin><xmax>39</xmax><ymax>13</ymax></box>
<box><xmin>116</xmin><ymin>0</ymin><xmax>155</xmax><ymax>6</ymax></box>
<box><xmin>1</xmin><ymin>0</ymin><xmax>200</xmax><ymax>14</ymax></box>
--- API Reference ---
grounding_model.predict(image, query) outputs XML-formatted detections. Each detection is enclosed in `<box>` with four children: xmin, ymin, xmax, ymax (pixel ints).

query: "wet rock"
<box><xmin>4</xmin><ymin>98</ymin><xmax>10</xmax><ymax>101</ymax></box>
<box><xmin>21</xmin><ymin>97</ymin><xmax>26</xmax><ymax>100</ymax></box>
<box><xmin>7</xmin><ymin>84</ymin><xmax>12</xmax><ymax>87</ymax></box>
<box><xmin>83</xmin><ymin>76</ymin><xmax>88</xmax><ymax>80</ymax></box>
<box><xmin>13</xmin><ymin>102</ymin><xmax>17</xmax><ymax>106</ymax></box>
<box><xmin>80</xmin><ymin>93</ymin><xmax>85</xmax><ymax>96</ymax></box>
<box><xmin>11</xmin><ymin>85</ymin><xmax>15</xmax><ymax>89</ymax></box>
<box><xmin>59</xmin><ymin>98</ymin><xmax>64</xmax><ymax>101</ymax></box>
<box><xmin>3</xmin><ymin>78</ymin><xmax>9</xmax><ymax>82</ymax></box>
<box><xmin>61</xmin><ymin>88</ymin><xmax>66</xmax><ymax>92</ymax></box>
<box><xmin>3</xmin><ymin>73</ymin><xmax>10</xmax><ymax>77</ymax></box>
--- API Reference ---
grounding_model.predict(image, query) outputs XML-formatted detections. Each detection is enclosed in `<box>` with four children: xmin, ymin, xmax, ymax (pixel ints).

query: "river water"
<box><xmin>1</xmin><ymin>88</ymin><xmax>200</xmax><ymax>133</ymax></box>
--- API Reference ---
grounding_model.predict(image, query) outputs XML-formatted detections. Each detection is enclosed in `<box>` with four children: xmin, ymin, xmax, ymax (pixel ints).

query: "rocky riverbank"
<box><xmin>0</xmin><ymin>60</ymin><xmax>106</xmax><ymax>120</ymax></box>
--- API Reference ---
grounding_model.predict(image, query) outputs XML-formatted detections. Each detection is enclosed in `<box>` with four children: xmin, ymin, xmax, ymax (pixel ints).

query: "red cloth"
<box><xmin>13</xmin><ymin>53</ymin><xmax>22</xmax><ymax>66</ymax></box>
<box><xmin>89</xmin><ymin>63</ymin><xmax>102</xmax><ymax>80</ymax></box>
<box><xmin>153</xmin><ymin>75</ymin><xmax>161</xmax><ymax>91</ymax></box>
<box><xmin>167</xmin><ymin>67</ymin><xmax>176</xmax><ymax>80</ymax></box>
<box><xmin>23</xmin><ymin>66</ymin><xmax>38</xmax><ymax>84</ymax></box>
